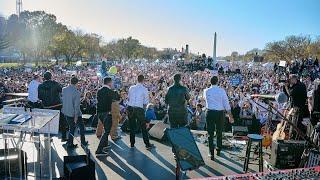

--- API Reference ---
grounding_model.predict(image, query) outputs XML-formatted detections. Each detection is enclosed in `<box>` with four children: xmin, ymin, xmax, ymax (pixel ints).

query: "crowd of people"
<box><xmin>0</xmin><ymin>57</ymin><xmax>320</xmax><ymax>157</ymax></box>
<box><xmin>1</xmin><ymin>58</ymin><xmax>320</xmax><ymax>128</ymax></box>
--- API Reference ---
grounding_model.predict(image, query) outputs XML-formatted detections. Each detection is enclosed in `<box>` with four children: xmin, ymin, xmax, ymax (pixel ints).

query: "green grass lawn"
<box><xmin>0</xmin><ymin>63</ymin><xmax>21</xmax><ymax>68</ymax></box>
<box><xmin>0</xmin><ymin>61</ymin><xmax>86</xmax><ymax>68</ymax></box>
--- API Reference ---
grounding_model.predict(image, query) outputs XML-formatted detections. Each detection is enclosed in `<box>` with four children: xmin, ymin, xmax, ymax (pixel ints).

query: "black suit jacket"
<box><xmin>38</xmin><ymin>80</ymin><xmax>62</xmax><ymax>108</ymax></box>
<box><xmin>165</xmin><ymin>83</ymin><xmax>190</xmax><ymax>113</ymax></box>
<box><xmin>96</xmin><ymin>86</ymin><xmax>120</xmax><ymax>113</ymax></box>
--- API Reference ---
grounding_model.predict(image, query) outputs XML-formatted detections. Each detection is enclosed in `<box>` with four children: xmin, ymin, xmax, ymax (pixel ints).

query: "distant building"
<box><xmin>185</xmin><ymin>44</ymin><xmax>189</xmax><ymax>54</ymax></box>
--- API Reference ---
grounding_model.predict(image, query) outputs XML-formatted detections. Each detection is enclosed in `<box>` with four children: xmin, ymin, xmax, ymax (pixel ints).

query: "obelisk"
<box><xmin>213</xmin><ymin>32</ymin><xmax>217</xmax><ymax>65</ymax></box>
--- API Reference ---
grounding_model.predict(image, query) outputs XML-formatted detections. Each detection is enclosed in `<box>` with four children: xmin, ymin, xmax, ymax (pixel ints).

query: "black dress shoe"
<box><xmin>130</xmin><ymin>144</ymin><xmax>135</xmax><ymax>148</ymax></box>
<box><xmin>146</xmin><ymin>144</ymin><xmax>155</xmax><ymax>150</ymax></box>
<box><xmin>208</xmin><ymin>153</ymin><xmax>214</xmax><ymax>161</ymax></box>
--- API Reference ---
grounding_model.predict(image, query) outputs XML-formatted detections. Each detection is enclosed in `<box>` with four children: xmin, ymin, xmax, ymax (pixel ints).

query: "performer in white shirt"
<box><xmin>27</xmin><ymin>74</ymin><xmax>41</xmax><ymax>108</ymax></box>
<box><xmin>127</xmin><ymin>75</ymin><xmax>155</xmax><ymax>150</ymax></box>
<box><xmin>204</xmin><ymin>76</ymin><xmax>234</xmax><ymax>160</ymax></box>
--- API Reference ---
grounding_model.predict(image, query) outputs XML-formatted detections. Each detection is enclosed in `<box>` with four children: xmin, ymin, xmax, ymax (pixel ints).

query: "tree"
<box><xmin>265</xmin><ymin>35</ymin><xmax>312</xmax><ymax>62</ymax></box>
<box><xmin>118</xmin><ymin>37</ymin><xmax>141</xmax><ymax>59</ymax></box>
<box><xmin>231</xmin><ymin>51</ymin><xmax>239</xmax><ymax>61</ymax></box>
<box><xmin>244</xmin><ymin>48</ymin><xmax>262</xmax><ymax>61</ymax></box>
<box><xmin>48</xmin><ymin>23</ymin><xmax>69</xmax><ymax>64</ymax></box>
<box><xmin>63</xmin><ymin>31</ymin><xmax>85</xmax><ymax>64</ymax></box>
<box><xmin>0</xmin><ymin>38</ymin><xmax>9</xmax><ymax>50</ymax></box>
<box><xmin>306</xmin><ymin>37</ymin><xmax>320</xmax><ymax>59</ymax></box>
<box><xmin>82</xmin><ymin>33</ymin><xmax>101</xmax><ymax>60</ymax></box>
<box><xmin>159</xmin><ymin>48</ymin><xmax>178</xmax><ymax>60</ymax></box>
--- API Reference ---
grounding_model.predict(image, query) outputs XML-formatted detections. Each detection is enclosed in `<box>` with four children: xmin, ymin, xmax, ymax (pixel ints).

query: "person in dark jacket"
<box><xmin>165</xmin><ymin>73</ymin><xmax>190</xmax><ymax>128</ymax></box>
<box><xmin>311</xmin><ymin>83</ymin><xmax>320</xmax><ymax>125</ymax></box>
<box><xmin>38</xmin><ymin>71</ymin><xmax>62</xmax><ymax>108</ymax></box>
<box><xmin>38</xmin><ymin>71</ymin><xmax>67</xmax><ymax>141</ymax></box>
<box><xmin>95</xmin><ymin>77</ymin><xmax>120</xmax><ymax>156</ymax></box>
<box><xmin>284</xmin><ymin>74</ymin><xmax>308</xmax><ymax>136</ymax></box>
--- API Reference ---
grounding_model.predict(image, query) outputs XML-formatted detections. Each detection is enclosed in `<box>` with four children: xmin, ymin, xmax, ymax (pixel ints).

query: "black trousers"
<box><xmin>127</xmin><ymin>106</ymin><xmax>150</xmax><ymax>146</ymax></box>
<box><xmin>96</xmin><ymin>113</ymin><xmax>112</xmax><ymax>153</ymax></box>
<box><xmin>206</xmin><ymin>110</ymin><xmax>225</xmax><ymax>153</ymax></box>
<box><xmin>48</xmin><ymin>106</ymin><xmax>67</xmax><ymax>139</ymax></box>
<box><xmin>168</xmin><ymin>110</ymin><xmax>187</xmax><ymax>128</ymax></box>
<box><xmin>65</xmin><ymin>116</ymin><xmax>86</xmax><ymax>145</ymax></box>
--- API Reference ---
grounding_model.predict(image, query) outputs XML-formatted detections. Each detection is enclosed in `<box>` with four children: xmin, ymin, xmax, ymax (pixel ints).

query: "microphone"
<box><xmin>251</xmin><ymin>92</ymin><xmax>288</xmax><ymax>104</ymax></box>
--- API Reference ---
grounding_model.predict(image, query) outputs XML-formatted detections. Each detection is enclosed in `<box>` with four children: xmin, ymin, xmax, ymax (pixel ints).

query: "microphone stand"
<box><xmin>250</xmin><ymin>98</ymin><xmax>317</xmax><ymax>148</ymax></box>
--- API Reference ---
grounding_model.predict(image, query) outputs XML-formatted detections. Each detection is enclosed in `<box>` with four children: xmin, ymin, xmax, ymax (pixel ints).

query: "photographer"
<box><xmin>310</xmin><ymin>81</ymin><xmax>320</xmax><ymax>126</ymax></box>
<box><xmin>283</xmin><ymin>74</ymin><xmax>308</xmax><ymax>136</ymax></box>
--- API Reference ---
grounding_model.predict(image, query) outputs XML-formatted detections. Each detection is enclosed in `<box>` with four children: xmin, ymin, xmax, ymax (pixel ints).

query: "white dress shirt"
<box><xmin>127</xmin><ymin>83</ymin><xmax>149</xmax><ymax>108</ymax></box>
<box><xmin>203</xmin><ymin>85</ymin><xmax>231</xmax><ymax>111</ymax></box>
<box><xmin>27</xmin><ymin>79</ymin><xmax>40</xmax><ymax>103</ymax></box>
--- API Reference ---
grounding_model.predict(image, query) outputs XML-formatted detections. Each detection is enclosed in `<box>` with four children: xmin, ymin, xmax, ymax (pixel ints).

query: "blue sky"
<box><xmin>0</xmin><ymin>0</ymin><xmax>319</xmax><ymax>56</ymax></box>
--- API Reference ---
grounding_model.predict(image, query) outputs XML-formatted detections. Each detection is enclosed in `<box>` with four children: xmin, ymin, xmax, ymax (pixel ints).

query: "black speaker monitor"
<box><xmin>64</xmin><ymin>155</ymin><xmax>95</xmax><ymax>180</ymax></box>
<box><xmin>270</xmin><ymin>140</ymin><xmax>305</xmax><ymax>169</ymax></box>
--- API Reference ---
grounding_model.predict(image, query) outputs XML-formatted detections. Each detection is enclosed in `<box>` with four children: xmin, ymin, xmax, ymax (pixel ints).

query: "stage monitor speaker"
<box><xmin>148</xmin><ymin>121</ymin><xmax>170</xmax><ymax>140</ymax></box>
<box><xmin>64</xmin><ymin>155</ymin><xmax>95</xmax><ymax>180</ymax></box>
<box><xmin>0</xmin><ymin>148</ymin><xmax>27</xmax><ymax>179</ymax></box>
<box><xmin>270</xmin><ymin>140</ymin><xmax>305</xmax><ymax>169</ymax></box>
<box><xmin>165</xmin><ymin>127</ymin><xmax>205</xmax><ymax>171</ymax></box>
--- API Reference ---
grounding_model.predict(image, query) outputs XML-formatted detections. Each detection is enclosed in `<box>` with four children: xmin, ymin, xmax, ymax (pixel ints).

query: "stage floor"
<box><xmin>0</xmin><ymin>130</ymin><xmax>264</xmax><ymax>179</ymax></box>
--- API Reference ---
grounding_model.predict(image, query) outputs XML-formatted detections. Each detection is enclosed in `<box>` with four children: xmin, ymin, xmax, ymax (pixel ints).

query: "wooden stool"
<box><xmin>243</xmin><ymin>134</ymin><xmax>263</xmax><ymax>173</ymax></box>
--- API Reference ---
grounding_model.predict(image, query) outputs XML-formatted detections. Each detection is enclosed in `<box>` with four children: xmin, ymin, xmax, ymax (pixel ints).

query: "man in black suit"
<box><xmin>165</xmin><ymin>74</ymin><xmax>190</xmax><ymax>128</ymax></box>
<box><xmin>95</xmin><ymin>77</ymin><xmax>120</xmax><ymax>156</ymax></box>
<box><xmin>38</xmin><ymin>71</ymin><xmax>67</xmax><ymax>141</ymax></box>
